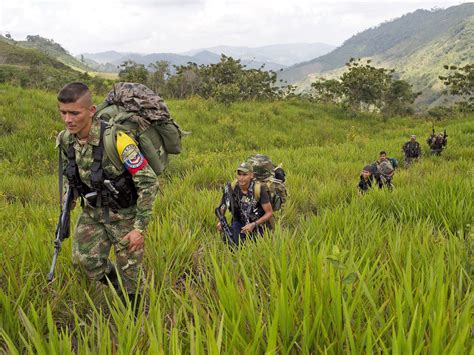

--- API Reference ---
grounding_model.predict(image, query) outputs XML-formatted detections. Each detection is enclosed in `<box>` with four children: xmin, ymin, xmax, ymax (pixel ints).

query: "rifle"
<box><xmin>443</xmin><ymin>129</ymin><xmax>448</xmax><ymax>138</ymax></box>
<box><xmin>215</xmin><ymin>206</ymin><xmax>235</xmax><ymax>244</ymax></box>
<box><xmin>215</xmin><ymin>182</ymin><xmax>237</xmax><ymax>245</ymax></box>
<box><xmin>47</xmin><ymin>186</ymin><xmax>74</xmax><ymax>282</ymax></box>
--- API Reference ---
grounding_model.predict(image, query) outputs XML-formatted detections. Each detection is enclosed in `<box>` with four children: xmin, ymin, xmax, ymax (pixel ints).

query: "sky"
<box><xmin>0</xmin><ymin>0</ymin><xmax>469</xmax><ymax>55</ymax></box>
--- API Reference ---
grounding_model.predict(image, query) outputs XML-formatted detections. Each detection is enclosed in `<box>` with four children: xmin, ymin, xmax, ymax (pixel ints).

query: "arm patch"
<box><xmin>116</xmin><ymin>131</ymin><xmax>148</xmax><ymax>174</ymax></box>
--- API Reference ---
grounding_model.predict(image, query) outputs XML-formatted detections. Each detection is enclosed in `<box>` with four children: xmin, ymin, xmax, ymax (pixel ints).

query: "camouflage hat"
<box><xmin>237</xmin><ymin>161</ymin><xmax>253</xmax><ymax>173</ymax></box>
<box><xmin>410</xmin><ymin>134</ymin><xmax>416</xmax><ymax>138</ymax></box>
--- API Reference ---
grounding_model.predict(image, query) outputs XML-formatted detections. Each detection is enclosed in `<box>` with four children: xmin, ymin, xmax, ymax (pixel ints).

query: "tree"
<box><xmin>439</xmin><ymin>64</ymin><xmax>474</xmax><ymax>112</ymax></box>
<box><xmin>340</xmin><ymin>58</ymin><xmax>393</xmax><ymax>112</ymax></box>
<box><xmin>382</xmin><ymin>79</ymin><xmax>420</xmax><ymax>116</ymax></box>
<box><xmin>147</xmin><ymin>60</ymin><xmax>170</xmax><ymax>95</ymax></box>
<box><xmin>311</xmin><ymin>78</ymin><xmax>343</xmax><ymax>104</ymax></box>
<box><xmin>118</xmin><ymin>60</ymin><xmax>148</xmax><ymax>83</ymax></box>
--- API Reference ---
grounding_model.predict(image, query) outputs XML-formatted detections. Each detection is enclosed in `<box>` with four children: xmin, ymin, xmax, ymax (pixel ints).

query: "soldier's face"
<box><xmin>59</xmin><ymin>95</ymin><xmax>96</xmax><ymax>138</ymax></box>
<box><xmin>362</xmin><ymin>170</ymin><xmax>371</xmax><ymax>179</ymax></box>
<box><xmin>379</xmin><ymin>154</ymin><xmax>387</xmax><ymax>161</ymax></box>
<box><xmin>237</xmin><ymin>171</ymin><xmax>253</xmax><ymax>188</ymax></box>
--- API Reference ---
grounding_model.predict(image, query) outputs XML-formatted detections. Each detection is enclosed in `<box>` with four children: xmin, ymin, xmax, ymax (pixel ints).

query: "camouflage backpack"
<box><xmin>246</xmin><ymin>154</ymin><xmax>287</xmax><ymax>211</ymax></box>
<box><xmin>96</xmin><ymin>82</ymin><xmax>187</xmax><ymax>176</ymax></box>
<box><xmin>376</xmin><ymin>159</ymin><xmax>394</xmax><ymax>176</ymax></box>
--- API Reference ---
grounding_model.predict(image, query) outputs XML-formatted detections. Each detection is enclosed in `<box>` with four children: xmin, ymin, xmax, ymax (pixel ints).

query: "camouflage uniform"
<box><xmin>427</xmin><ymin>134</ymin><xmax>447</xmax><ymax>156</ymax></box>
<box><xmin>57</xmin><ymin>118</ymin><xmax>158</xmax><ymax>293</ymax></box>
<box><xmin>402</xmin><ymin>140</ymin><xmax>421</xmax><ymax>165</ymax></box>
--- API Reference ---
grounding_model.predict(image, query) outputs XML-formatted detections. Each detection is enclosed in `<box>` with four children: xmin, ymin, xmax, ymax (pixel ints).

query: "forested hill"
<box><xmin>2</xmin><ymin>35</ymin><xmax>94</xmax><ymax>72</ymax></box>
<box><xmin>280</xmin><ymin>3</ymin><xmax>474</xmax><ymax>105</ymax></box>
<box><xmin>0</xmin><ymin>38</ymin><xmax>111</xmax><ymax>92</ymax></box>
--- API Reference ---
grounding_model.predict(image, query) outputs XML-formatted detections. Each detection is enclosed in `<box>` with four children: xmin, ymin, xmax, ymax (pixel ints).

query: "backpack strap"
<box><xmin>103</xmin><ymin>124</ymin><xmax>123</xmax><ymax>171</ymax></box>
<box><xmin>90</xmin><ymin>121</ymin><xmax>110</xmax><ymax>222</ymax></box>
<box><xmin>254</xmin><ymin>181</ymin><xmax>261</xmax><ymax>201</ymax></box>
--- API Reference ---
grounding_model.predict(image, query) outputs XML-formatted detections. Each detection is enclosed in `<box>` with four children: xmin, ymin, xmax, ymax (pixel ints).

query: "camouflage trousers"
<box><xmin>72</xmin><ymin>206</ymin><xmax>144</xmax><ymax>294</ymax></box>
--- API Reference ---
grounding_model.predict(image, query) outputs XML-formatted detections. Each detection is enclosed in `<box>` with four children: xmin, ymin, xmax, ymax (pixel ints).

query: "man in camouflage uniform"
<box><xmin>56</xmin><ymin>82</ymin><xmax>158</xmax><ymax>307</ymax></box>
<box><xmin>372</xmin><ymin>151</ymin><xmax>395</xmax><ymax>190</ymax></box>
<box><xmin>427</xmin><ymin>131</ymin><xmax>448</xmax><ymax>156</ymax></box>
<box><xmin>402</xmin><ymin>134</ymin><xmax>421</xmax><ymax>166</ymax></box>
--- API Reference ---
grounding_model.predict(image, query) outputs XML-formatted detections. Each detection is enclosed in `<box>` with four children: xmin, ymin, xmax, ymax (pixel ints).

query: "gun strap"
<box><xmin>58</xmin><ymin>147</ymin><xmax>63</xmax><ymax>210</ymax></box>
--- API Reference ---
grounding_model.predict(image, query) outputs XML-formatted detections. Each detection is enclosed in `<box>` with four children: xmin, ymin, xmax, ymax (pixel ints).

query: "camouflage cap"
<box><xmin>237</xmin><ymin>161</ymin><xmax>253</xmax><ymax>173</ymax></box>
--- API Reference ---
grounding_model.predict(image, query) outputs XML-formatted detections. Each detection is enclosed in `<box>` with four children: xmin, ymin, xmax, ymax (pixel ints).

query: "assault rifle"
<box><xmin>215</xmin><ymin>182</ymin><xmax>238</xmax><ymax>245</ymax></box>
<box><xmin>47</xmin><ymin>186</ymin><xmax>74</xmax><ymax>282</ymax></box>
<box><xmin>215</xmin><ymin>206</ymin><xmax>234</xmax><ymax>244</ymax></box>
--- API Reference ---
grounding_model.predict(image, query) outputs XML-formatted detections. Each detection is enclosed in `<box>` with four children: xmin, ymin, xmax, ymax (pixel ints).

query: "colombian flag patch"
<box><xmin>116</xmin><ymin>132</ymin><xmax>148</xmax><ymax>174</ymax></box>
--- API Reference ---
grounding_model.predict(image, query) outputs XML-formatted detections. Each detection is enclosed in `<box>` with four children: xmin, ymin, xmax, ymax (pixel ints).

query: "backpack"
<box><xmin>376</xmin><ymin>159</ymin><xmax>394</xmax><ymax>176</ymax></box>
<box><xmin>95</xmin><ymin>82</ymin><xmax>187</xmax><ymax>176</ymax></box>
<box><xmin>388</xmin><ymin>157</ymin><xmax>398</xmax><ymax>169</ymax></box>
<box><xmin>246</xmin><ymin>154</ymin><xmax>287</xmax><ymax>211</ymax></box>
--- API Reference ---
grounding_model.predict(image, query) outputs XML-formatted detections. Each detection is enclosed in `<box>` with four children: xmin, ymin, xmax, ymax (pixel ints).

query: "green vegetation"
<box><xmin>0</xmin><ymin>39</ymin><xmax>113</xmax><ymax>95</ymax></box>
<box><xmin>119</xmin><ymin>55</ymin><xmax>290</xmax><ymax>103</ymax></box>
<box><xmin>439</xmin><ymin>64</ymin><xmax>474</xmax><ymax>112</ymax></box>
<box><xmin>311</xmin><ymin>59</ymin><xmax>420</xmax><ymax>116</ymax></box>
<box><xmin>0</xmin><ymin>84</ymin><xmax>473</xmax><ymax>352</ymax></box>
<box><xmin>283</xmin><ymin>3</ymin><xmax>474</xmax><ymax>107</ymax></box>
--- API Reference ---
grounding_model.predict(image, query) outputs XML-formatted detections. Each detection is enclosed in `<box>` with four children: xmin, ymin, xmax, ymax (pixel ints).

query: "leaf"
<box><xmin>342</xmin><ymin>272</ymin><xmax>357</xmax><ymax>284</ymax></box>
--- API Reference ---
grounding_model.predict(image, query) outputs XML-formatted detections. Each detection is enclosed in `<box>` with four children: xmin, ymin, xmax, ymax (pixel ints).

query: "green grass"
<box><xmin>0</xmin><ymin>84</ymin><xmax>473</xmax><ymax>353</ymax></box>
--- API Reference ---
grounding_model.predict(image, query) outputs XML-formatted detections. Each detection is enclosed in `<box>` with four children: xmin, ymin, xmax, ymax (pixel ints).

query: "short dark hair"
<box><xmin>379</xmin><ymin>151</ymin><xmax>387</xmax><ymax>156</ymax></box>
<box><xmin>57</xmin><ymin>82</ymin><xmax>90</xmax><ymax>103</ymax></box>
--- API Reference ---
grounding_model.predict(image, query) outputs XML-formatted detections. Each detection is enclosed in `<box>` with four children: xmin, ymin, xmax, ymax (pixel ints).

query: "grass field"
<box><xmin>0</xmin><ymin>84</ymin><xmax>473</xmax><ymax>353</ymax></box>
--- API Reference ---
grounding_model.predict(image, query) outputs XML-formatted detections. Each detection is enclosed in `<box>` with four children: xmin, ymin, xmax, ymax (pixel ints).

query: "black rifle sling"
<box><xmin>90</xmin><ymin>121</ymin><xmax>110</xmax><ymax>222</ymax></box>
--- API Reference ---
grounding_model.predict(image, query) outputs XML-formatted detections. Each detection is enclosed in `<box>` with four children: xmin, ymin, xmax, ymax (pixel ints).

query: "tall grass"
<box><xmin>0</xmin><ymin>84</ymin><xmax>473</xmax><ymax>353</ymax></box>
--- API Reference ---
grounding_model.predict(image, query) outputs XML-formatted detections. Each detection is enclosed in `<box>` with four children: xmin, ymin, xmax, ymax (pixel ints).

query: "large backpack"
<box><xmin>376</xmin><ymin>159</ymin><xmax>394</xmax><ymax>176</ymax></box>
<box><xmin>246</xmin><ymin>154</ymin><xmax>287</xmax><ymax>211</ymax></box>
<box><xmin>96</xmin><ymin>82</ymin><xmax>187</xmax><ymax>176</ymax></box>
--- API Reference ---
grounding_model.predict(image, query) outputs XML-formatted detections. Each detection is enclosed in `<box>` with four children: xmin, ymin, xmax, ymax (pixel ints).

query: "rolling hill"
<box><xmin>280</xmin><ymin>3</ymin><xmax>474</xmax><ymax>106</ymax></box>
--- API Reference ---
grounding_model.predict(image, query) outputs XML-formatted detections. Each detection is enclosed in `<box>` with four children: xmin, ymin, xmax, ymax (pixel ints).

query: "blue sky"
<box><xmin>0</xmin><ymin>0</ymin><xmax>468</xmax><ymax>54</ymax></box>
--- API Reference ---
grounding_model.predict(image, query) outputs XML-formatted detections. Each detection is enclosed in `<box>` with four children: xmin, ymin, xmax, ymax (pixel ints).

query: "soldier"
<box><xmin>372</xmin><ymin>151</ymin><xmax>396</xmax><ymax>190</ymax></box>
<box><xmin>358</xmin><ymin>165</ymin><xmax>375</xmax><ymax>194</ymax></box>
<box><xmin>56</xmin><ymin>82</ymin><xmax>159</xmax><ymax>308</ymax></box>
<box><xmin>217</xmin><ymin>162</ymin><xmax>273</xmax><ymax>246</ymax></box>
<box><xmin>402</xmin><ymin>134</ymin><xmax>421</xmax><ymax>166</ymax></box>
<box><xmin>427</xmin><ymin>131</ymin><xmax>448</xmax><ymax>156</ymax></box>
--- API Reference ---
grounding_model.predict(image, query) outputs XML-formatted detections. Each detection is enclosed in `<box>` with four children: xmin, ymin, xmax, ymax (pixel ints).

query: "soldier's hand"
<box><xmin>217</xmin><ymin>222</ymin><xmax>222</xmax><ymax>231</ymax></box>
<box><xmin>241</xmin><ymin>222</ymin><xmax>256</xmax><ymax>234</ymax></box>
<box><xmin>122</xmin><ymin>229</ymin><xmax>144</xmax><ymax>252</ymax></box>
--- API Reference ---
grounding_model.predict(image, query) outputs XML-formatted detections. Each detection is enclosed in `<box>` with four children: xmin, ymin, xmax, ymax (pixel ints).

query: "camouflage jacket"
<box><xmin>402</xmin><ymin>141</ymin><xmax>421</xmax><ymax>157</ymax></box>
<box><xmin>56</xmin><ymin>118</ymin><xmax>159</xmax><ymax>232</ymax></box>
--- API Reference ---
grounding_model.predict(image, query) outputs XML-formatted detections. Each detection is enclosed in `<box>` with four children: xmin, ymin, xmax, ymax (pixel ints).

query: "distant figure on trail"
<box><xmin>56</xmin><ymin>82</ymin><xmax>159</xmax><ymax>311</ymax></box>
<box><xmin>402</xmin><ymin>134</ymin><xmax>421</xmax><ymax>166</ymax></box>
<box><xmin>358</xmin><ymin>165</ymin><xmax>375</xmax><ymax>194</ymax></box>
<box><xmin>372</xmin><ymin>151</ymin><xmax>397</xmax><ymax>190</ymax></box>
<box><xmin>216</xmin><ymin>162</ymin><xmax>273</xmax><ymax>247</ymax></box>
<box><xmin>427</xmin><ymin>130</ymin><xmax>448</xmax><ymax>156</ymax></box>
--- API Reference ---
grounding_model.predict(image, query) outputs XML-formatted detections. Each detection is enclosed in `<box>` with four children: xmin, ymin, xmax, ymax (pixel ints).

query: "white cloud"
<box><xmin>0</xmin><ymin>0</ymin><xmax>468</xmax><ymax>54</ymax></box>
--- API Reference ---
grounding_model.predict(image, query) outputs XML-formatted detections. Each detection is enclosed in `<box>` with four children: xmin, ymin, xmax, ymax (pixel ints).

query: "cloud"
<box><xmin>1</xmin><ymin>0</ymin><xmax>467</xmax><ymax>54</ymax></box>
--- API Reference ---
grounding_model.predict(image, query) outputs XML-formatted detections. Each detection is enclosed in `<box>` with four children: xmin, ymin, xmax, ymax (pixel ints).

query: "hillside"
<box><xmin>0</xmin><ymin>38</ymin><xmax>113</xmax><ymax>92</ymax></box>
<box><xmin>280</xmin><ymin>3</ymin><xmax>474</xmax><ymax>106</ymax></box>
<box><xmin>1</xmin><ymin>85</ymin><xmax>473</xmax><ymax>353</ymax></box>
<box><xmin>9</xmin><ymin>35</ymin><xmax>93</xmax><ymax>72</ymax></box>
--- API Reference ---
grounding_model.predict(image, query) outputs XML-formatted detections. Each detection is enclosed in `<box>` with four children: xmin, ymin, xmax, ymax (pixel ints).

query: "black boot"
<box><xmin>98</xmin><ymin>268</ymin><xmax>119</xmax><ymax>289</ymax></box>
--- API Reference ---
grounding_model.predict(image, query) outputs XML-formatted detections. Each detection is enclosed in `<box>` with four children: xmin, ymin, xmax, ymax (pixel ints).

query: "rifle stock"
<box><xmin>47</xmin><ymin>186</ymin><xmax>74</xmax><ymax>282</ymax></box>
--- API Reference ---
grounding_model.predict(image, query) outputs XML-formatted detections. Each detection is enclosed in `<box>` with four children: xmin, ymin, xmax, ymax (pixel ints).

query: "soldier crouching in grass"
<box><xmin>358</xmin><ymin>165</ymin><xmax>375</xmax><ymax>194</ymax></box>
<box><xmin>217</xmin><ymin>162</ymin><xmax>273</xmax><ymax>247</ymax></box>
<box><xmin>56</xmin><ymin>82</ymin><xmax>158</xmax><ymax>311</ymax></box>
